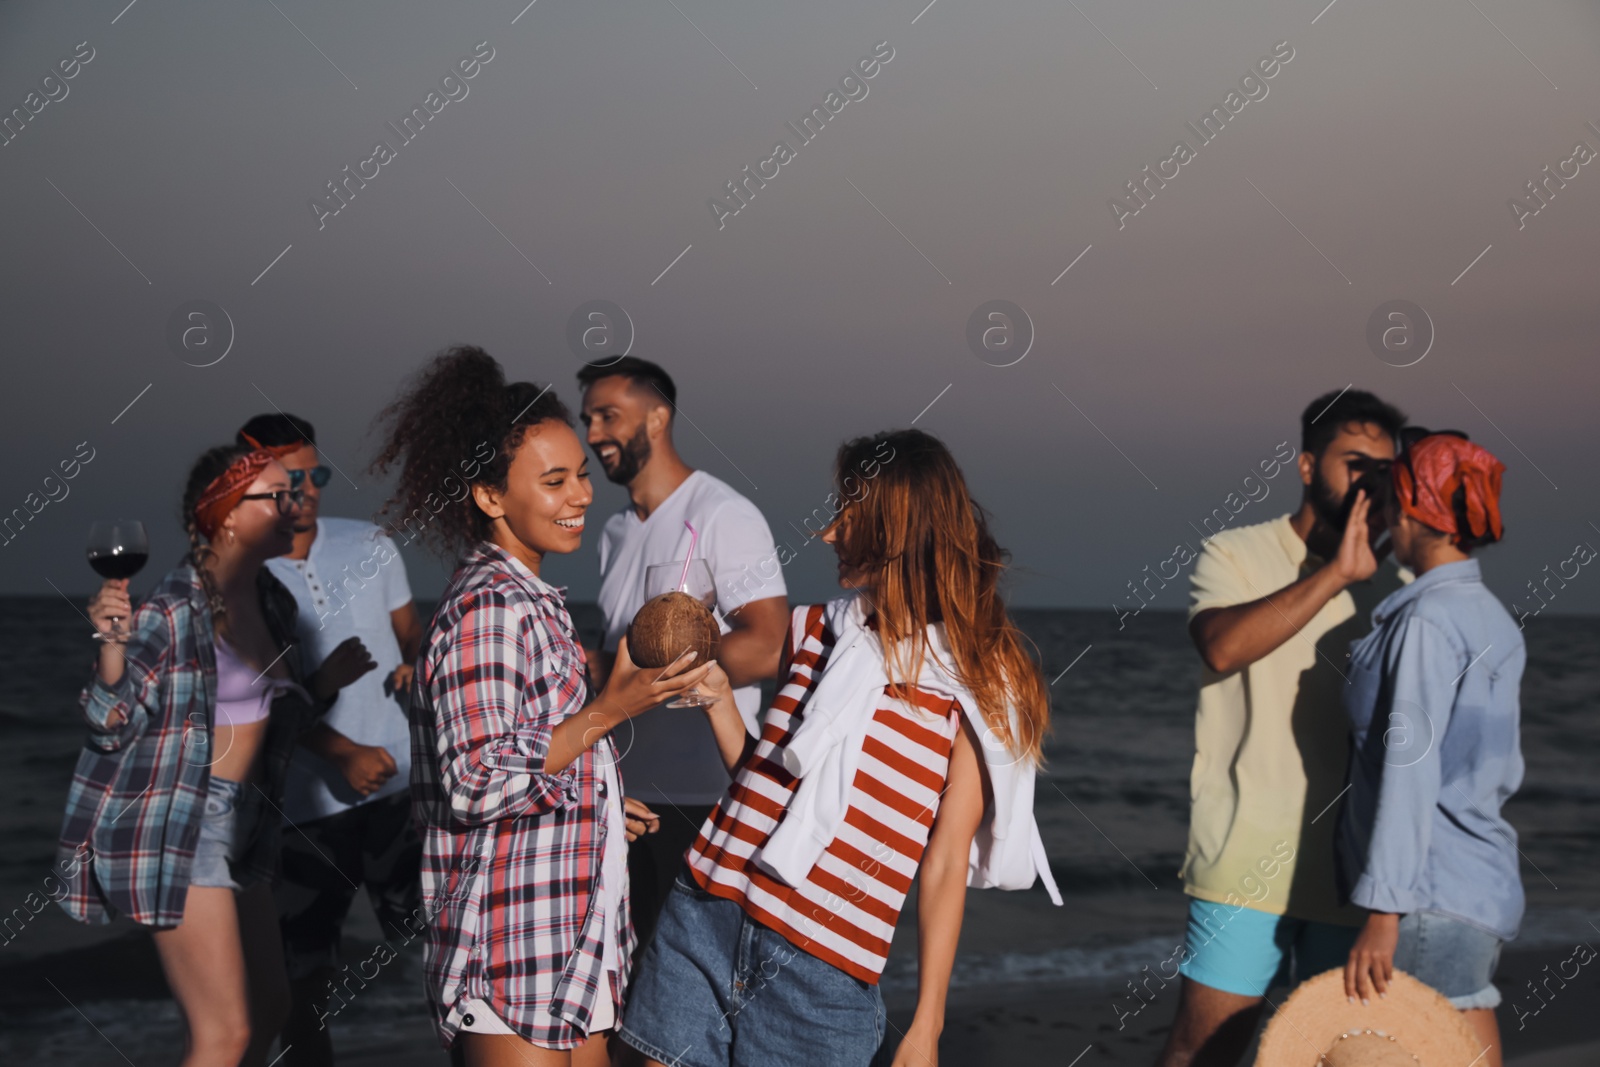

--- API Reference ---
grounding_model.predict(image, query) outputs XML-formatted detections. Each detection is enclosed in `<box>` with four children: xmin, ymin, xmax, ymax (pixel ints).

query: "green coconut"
<box><xmin>627</xmin><ymin>591</ymin><xmax>721</xmax><ymax>669</ymax></box>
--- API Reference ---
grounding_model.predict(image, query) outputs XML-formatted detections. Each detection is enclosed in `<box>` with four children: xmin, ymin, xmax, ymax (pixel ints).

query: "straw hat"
<box><xmin>1254</xmin><ymin>969</ymin><xmax>1484</xmax><ymax>1067</ymax></box>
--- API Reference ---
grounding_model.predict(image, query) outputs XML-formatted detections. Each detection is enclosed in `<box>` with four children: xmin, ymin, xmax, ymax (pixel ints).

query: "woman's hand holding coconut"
<box><xmin>600</xmin><ymin>591</ymin><xmax>751</xmax><ymax>776</ymax></box>
<box><xmin>592</xmin><ymin>634</ymin><xmax>714</xmax><ymax>721</ymax></box>
<box><xmin>550</xmin><ymin>636</ymin><xmax>715</xmax><ymax>769</ymax></box>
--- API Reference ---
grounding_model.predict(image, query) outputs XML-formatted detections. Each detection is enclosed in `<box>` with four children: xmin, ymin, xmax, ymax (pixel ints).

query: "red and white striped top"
<box><xmin>685</xmin><ymin>603</ymin><xmax>963</xmax><ymax>983</ymax></box>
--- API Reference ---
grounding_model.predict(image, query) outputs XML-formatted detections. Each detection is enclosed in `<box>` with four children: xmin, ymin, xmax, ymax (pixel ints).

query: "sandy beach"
<box><xmin>4</xmin><ymin>891</ymin><xmax>1594</xmax><ymax>1066</ymax></box>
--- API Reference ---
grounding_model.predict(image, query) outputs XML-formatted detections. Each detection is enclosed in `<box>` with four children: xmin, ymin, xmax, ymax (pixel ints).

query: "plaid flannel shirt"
<box><xmin>54</xmin><ymin>562</ymin><xmax>328</xmax><ymax>927</ymax></box>
<box><xmin>411</xmin><ymin>542</ymin><xmax>632</xmax><ymax>1050</ymax></box>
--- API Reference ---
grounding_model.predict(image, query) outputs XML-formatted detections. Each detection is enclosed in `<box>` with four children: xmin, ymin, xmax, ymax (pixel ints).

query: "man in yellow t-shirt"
<box><xmin>1155</xmin><ymin>389</ymin><xmax>1408</xmax><ymax>1067</ymax></box>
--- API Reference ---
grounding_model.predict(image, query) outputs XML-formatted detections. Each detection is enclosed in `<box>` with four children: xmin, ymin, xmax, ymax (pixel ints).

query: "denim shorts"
<box><xmin>618</xmin><ymin>869</ymin><xmax>886</xmax><ymax>1067</ymax></box>
<box><xmin>1395</xmin><ymin>910</ymin><xmax>1504</xmax><ymax>1010</ymax></box>
<box><xmin>191</xmin><ymin>776</ymin><xmax>274</xmax><ymax>891</ymax></box>
<box><xmin>1177</xmin><ymin>897</ymin><xmax>1360</xmax><ymax>997</ymax></box>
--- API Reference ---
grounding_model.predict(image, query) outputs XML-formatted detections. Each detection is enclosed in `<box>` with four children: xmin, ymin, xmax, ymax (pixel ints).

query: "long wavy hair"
<box><xmin>369</xmin><ymin>345</ymin><xmax>572</xmax><ymax>558</ymax></box>
<box><xmin>180</xmin><ymin>443</ymin><xmax>254</xmax><ymax>622</ymax></box>
<box><xmin>830</xmin><ymin>429</ymin><xmax>1049</xmax><ymax>763</ymax></box>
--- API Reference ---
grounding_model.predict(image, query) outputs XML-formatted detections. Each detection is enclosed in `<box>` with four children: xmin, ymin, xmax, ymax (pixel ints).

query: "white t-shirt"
<box><xmin>267</xmin><ymin>517</ymin><xmax>414</xmax><ymax>824</ymax></box>
<box><xmin>590</xmin><ymin>746</ymin><xmax>627</xmax><ymax>1032</ymax></box>
<box><xmin>597</xmin><ymin>470</ymin><xmax>786</xmax><ymax>805</ymax></box>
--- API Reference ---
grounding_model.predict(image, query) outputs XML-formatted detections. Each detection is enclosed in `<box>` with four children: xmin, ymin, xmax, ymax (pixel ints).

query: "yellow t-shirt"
<box><xmin>1182</xmin><ymin>513</ymin><xmax>1405</xmax><ymax>926</ymax></box>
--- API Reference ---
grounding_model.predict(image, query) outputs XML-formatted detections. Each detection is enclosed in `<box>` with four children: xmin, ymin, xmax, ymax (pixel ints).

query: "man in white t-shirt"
<box><xmin>236</xmin><ymin>414</ymin><xmax>425</xmax><ymax>1067</ymax></box>
<box><xmin>1156</xmin><ymin>390</ymin><xmax>1409</xmax><ymax>1067</ymax></box>
<box><xmin>576</xmin><ymin>357</ymin><xmax>789</xmax><ymax>954</ymax></box>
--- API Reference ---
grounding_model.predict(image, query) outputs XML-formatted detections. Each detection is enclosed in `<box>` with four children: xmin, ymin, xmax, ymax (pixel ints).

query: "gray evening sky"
<box><xmin>2</xmin><ymin>0</ymin><xmax>1598</xmax><ymax>625</ymax></box>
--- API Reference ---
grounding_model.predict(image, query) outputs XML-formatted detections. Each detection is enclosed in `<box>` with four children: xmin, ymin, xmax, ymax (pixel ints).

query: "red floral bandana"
<box><xmin>1393</xmin><ymin>434</ymin><xmax>1505</xmax><ymax>544</ymax></box>
<box><xmin>193</xmin><ymin>433</ymin><xmax>302</xmax><ymax>540</ymax></box>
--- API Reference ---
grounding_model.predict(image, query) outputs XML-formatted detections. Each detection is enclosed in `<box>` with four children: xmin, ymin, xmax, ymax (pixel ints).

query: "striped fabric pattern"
<box><xmin>685</xmin><ymin>603</ymin><xmax>962</xmax><ymax>984</ymax></box>
<box><xmin>411</xmin><ymin>542</ymin><xmax>631</xmax><ymax>1051</ymax></box>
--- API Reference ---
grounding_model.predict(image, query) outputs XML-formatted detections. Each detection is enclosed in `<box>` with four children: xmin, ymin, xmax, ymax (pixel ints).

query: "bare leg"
<box><xmin>572</xmin><ymin>1030</ymin><xmax>610</xmax><ymax>1067</ymax></box>
<box><xmin>611</xmin><ymin>1038</ymin><xmax>647</xmax><ymax>1067</ymax></box>
<box><xmin>454</xmin><ymin>1028</ymin><xmax>614</xmax><ymax>1067</ymax></box>
<box><xmin>152</xmin><ymin>885</ymin><xmax>253</xmax><ymax>1067</ymax></box>
<box><xmin>236</xmin><ymin>881</ymin><xmax>293</xmax><ymax>1066</ymax></box>
<box><xmin>458</xmin><ymin>1032</ymin><xmax>570</xmax><ymax>1066</ymax></box>
<box><xmin>1153</xmin><ymin>977</ymin><xmax>1266</xmax><ymax>1067</ymax></box>
<box><xmin>1462</xmin><ymin>1008</ymin><xmax>1502</xmax><ymax>1067</ymax></box>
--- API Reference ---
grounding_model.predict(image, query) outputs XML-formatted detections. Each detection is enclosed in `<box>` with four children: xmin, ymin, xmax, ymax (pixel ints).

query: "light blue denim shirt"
<box><xmin>1335</xmin><ymin>558</ymin><xmax>1526</xmax><ymax>940</ymax></box>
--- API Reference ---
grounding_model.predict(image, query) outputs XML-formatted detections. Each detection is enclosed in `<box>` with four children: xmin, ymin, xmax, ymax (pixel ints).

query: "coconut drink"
<box><xmin>626</xmin><ymin>590</ymin><xmax>721</xmax><ymax>669</ymax></box>
<box><xmin>635</xmin><ymin>523</ymin><xmax>721</xmax><ymax>706</ymax></box>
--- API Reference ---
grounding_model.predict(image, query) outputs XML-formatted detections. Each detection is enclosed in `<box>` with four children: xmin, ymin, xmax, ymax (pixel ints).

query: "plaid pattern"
<box><xmin>411</xmin><ymin>542</ymin><xmax>632</xmax><ymax>1050</ymax></box>
<box><xmin>54</xmin><ymin>563</ymin><xmax>327</xmax><ymax>927</ymax></box>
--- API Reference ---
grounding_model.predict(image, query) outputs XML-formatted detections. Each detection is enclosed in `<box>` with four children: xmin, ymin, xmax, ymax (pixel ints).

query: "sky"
<box><xmin>2</xmin><ymin>0</ymin><xmax>1598</xmax><ymax>622</ymax></box>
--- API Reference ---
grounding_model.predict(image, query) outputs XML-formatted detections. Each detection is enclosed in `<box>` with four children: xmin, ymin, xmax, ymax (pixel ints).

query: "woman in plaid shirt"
<box><xmin>58</xmin><ymin>440</ymin><xmax>376</xmax><ymax>1067</ymax></box>
<box><xmin>371</xmin><ymin>348</ymin><xmax>714</xmax><ymax>1066</ymax></box>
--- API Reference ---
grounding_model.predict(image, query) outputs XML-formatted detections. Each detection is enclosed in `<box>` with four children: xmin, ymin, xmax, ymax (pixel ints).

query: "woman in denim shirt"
<box><xmin>1337</xmin><ymin>431</ymin><xmax>1522</xmax><ymax>1067</ymax></box>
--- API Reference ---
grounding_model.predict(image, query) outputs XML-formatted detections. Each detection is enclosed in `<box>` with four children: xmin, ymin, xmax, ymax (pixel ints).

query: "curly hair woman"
<box><xmin>56</xmin><ymin>440</ymin><xmax>376</xmax><ymax>1067</ymax></box>
<box><xmin>617</xmin><ymin>428</ymin><xmax>1062</xmax><ymax>1067</ymax></box>
<box><xmin>371</xmin><ymin>346</ymin><xmax>714</xmax><ymax>1067</ymax></box>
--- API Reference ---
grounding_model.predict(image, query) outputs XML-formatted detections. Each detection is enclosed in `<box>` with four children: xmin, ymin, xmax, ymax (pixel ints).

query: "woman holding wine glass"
<box><xmin>55</xmin><ymin>438</ymin><xmax>376</xmax><ymax>1067</ymax></box>
<box><xmin>86</xmin><ymin>519</ymin><xmax>151</xmax><ymax>608</ymax></box>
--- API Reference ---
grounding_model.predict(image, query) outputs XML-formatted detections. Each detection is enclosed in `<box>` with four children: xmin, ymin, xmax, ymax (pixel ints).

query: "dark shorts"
<box><xmin>618</xmin><ymin>869</ymin><xmax>886</xmax><ymax>1067</ymax></box>
<box><xmin>627</xmin><ymin>802</ymin><xmax>715</xmax><ymax>957</ymax></box>
<box><xmin>276</xmin><ymin>791</ymin><xmax>423</xmax><ymax>980</ymax></box>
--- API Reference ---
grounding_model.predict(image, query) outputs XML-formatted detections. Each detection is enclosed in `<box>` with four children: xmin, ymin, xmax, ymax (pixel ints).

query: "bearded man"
<box><xmin>575</xmin><ymin>356</ymin><xmax>789</xmax><ymax>963</ymax></box>
<box><xmin>1154</xmin><ymin>389</ymin><xmax>1409</xmax><ymax>1067</ymax></box>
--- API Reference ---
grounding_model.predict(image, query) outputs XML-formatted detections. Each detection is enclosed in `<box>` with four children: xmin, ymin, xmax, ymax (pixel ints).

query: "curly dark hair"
<box><xmin>180</xmin><ymin>443</ymin><xmax>254</xmax><ymax>621</ymax></box>
<box><xmin>370</xmin><ymin>346</ymin><xmax>572</xmax><ymax>558</ymax></box>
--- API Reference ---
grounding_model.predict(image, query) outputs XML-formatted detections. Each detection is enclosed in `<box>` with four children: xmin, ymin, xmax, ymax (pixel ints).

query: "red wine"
<box><xmin>89</xmin><ymin>552</ymin><xmax>147</xmax><ymax>580</ymax></box>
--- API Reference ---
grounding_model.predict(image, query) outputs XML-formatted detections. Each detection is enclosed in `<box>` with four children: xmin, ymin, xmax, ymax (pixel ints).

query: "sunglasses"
<box><xmin>239</xmin><ymin>488</ymin><xmax>307</xmax><ymax>515</ymax></box>
<box><xmin>1346</xmin><ymin>455</ymin><xmax>1393</xmax><ymax>475</ymax></box>
<box><xmin>285</xmin><ymin>466</ymin><xmax>331</xmax><ymax>490</ymax></box>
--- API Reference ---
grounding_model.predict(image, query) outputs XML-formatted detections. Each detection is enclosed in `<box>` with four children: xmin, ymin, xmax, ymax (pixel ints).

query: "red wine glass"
<box><xmin>87</xmin><ymin>520</ymin><xmax>149</xmax><ymax>640</ymax></box>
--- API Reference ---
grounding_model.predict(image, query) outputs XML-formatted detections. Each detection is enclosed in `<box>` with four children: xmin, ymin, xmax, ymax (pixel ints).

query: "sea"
<box><xmin>1</xmin><ymin>597</ymin><xmax>1596</xmax><ymax>1063</ymax></box>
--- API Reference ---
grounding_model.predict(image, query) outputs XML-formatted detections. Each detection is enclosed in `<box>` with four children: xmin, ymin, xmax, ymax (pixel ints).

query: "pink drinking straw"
<box><xmin>676</xmin><ymin>520</ymin><xmax>699</xmax><ymax>591</ymax></box>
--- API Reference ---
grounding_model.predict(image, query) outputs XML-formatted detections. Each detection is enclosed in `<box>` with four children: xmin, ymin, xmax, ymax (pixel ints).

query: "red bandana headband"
<box><xmin>1392</xmin><ymin>434</ymin><xmax>1506</xmax><ymax>544</ymax></box>
<box><xmin>193</xmin><ymin>433</ymin><xmax>303</xmax><ymax>541</ymax></box>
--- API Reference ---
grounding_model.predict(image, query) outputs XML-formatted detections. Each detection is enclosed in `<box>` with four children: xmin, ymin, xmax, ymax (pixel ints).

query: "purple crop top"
<box><xmin>214</xmin><ymin>634</ymin><xmax>303</xmax><ymax>727</ymax></box>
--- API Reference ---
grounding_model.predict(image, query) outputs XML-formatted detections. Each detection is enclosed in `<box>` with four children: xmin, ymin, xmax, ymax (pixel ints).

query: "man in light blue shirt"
<box><xmin>1337</xmin><ymin>431</ymin><xmax>1523</xmax><ymax>1066</ymax></box>
<box><xmin>238</xmin><ymin>414</ymin><xmax>425</xmax><ymax>1067</ymax></box>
